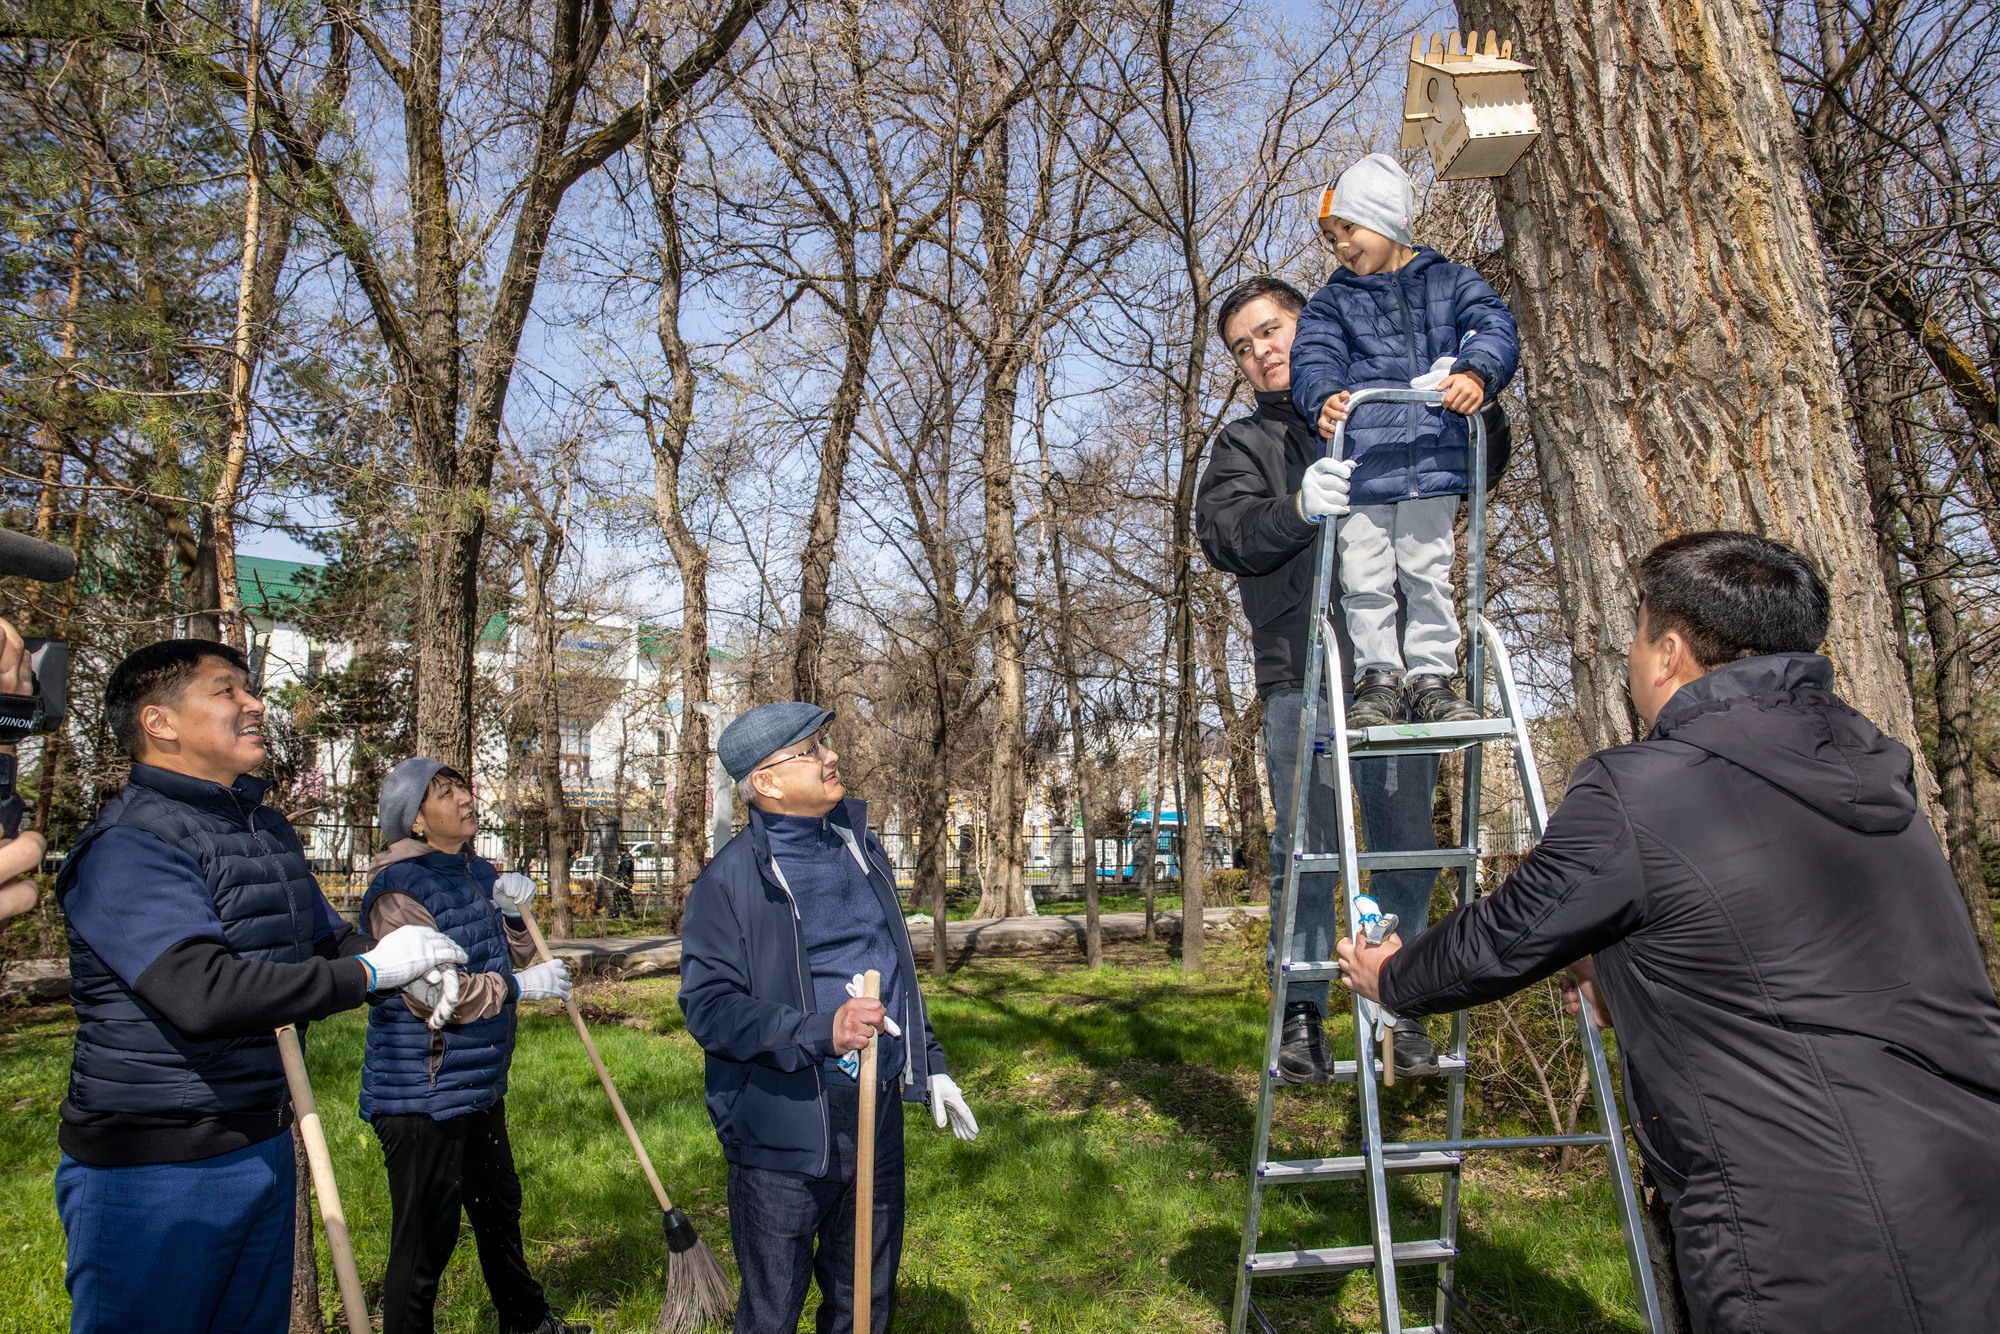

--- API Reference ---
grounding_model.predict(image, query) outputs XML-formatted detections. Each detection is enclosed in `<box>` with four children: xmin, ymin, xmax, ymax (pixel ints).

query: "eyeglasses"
<box><xmin>754</xmin><ymin>731</ymin><xmax>834</xmax><ymax>773</ymax></box>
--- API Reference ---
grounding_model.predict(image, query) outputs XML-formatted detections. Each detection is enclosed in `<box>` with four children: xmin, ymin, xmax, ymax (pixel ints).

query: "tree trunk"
<box><xmin>971</xmin><ymin>112</ymin><xmax>1028</xmax><ymax>921</ymax></box>
<box><xmin>640</xmin><ymin>106</ymin><xmax>712</xmax><ymax>919</ymax></box>
<box><xmin>288</xmin><ymin>1127</ymin><xmax>324</xmax><ymax>1333</ymax></box>
<box><xmin>1871</xmin><ymin>327</ymin><xmax>2000</xmax><ymax>986</ymax></box>
<box><xmin>1459</xmin><ymin>0</ymin><xmax>1924</xmax><ymax>764</ymax></box>
<box><xmin>918</xmin><ymin>712</ymin><xmax>953</xmax><ymax>976</ymax></box>
<box><xmin>1139</xmin><ymin>655</ymin><xmax>1168</xmax><ymax>941</ymax></box>
<box><xmin>212</xmin><ymin>0</ymin><xmax>266</xmax><ymax>654</ymax></box>
<box><xmin>1051</xmin><ymin>522</ymin><xmax>1102</xmax><ymax>965</ymax></box>
<box><xmin>1200</xmin><ymin>577</ymin><xmax>1266</xmax><ymax>895</ymax></box>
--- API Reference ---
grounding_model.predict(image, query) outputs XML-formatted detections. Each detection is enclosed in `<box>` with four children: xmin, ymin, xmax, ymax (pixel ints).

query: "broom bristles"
<box><xmin>658</xmin><ymin>1233</ymin><xmax>736</xmax><ymax>1334</ymax></box>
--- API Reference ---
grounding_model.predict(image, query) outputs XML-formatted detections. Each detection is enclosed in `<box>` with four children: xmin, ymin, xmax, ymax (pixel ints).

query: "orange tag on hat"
<box><xmin>1318</xmin><ymin>188</ymin><xmax>1337</xmax><ymax>219</ymax></box>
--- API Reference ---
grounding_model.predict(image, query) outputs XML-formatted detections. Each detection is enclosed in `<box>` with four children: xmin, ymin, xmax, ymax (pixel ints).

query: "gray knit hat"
<box><xmin>1320</xmin><ymin>152</ymin><xmax>1417</xmax><ymax>247</ymax></box>
<box><xmin>717</xmin><ymin>702</ymin><xmax>834</xmax><ymax>783</ymax></box>
<box><xmin>378</xmin><ymin>756</ymin><xmax>447</xmax><ymax>844</ymax></box>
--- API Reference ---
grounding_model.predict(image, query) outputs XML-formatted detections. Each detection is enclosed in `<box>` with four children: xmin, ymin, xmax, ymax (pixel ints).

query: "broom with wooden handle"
<box><xmin>275</xmin><ymin>1024</ymin><xmax>372</xmax><ymax>1334</ymax></box>
<box><xmin>853</xmin><ymin>970</ymin><xmax>881</xmax><ymax>1334</ymax></box>
<box><xmin>515</xmin><ymin>904</ymin><xmax>735</xmax><ymax>1333</ymax></box>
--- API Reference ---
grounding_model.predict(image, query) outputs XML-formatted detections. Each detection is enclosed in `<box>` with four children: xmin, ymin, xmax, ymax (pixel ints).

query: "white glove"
<box><xmin>1298</xmin><ymin>456</ymin><xmax>1356</xmax><ymax>522</ymax></box>
<box><xmin>1410</xmin><ymin>354</ymin><xmax>1458</xmax><ymax>392</ymax></box>
<box><xmin>929</xmin><ymin>1073</ymin><xmax>979</xmax><ymax>1140</ymax></box>
<box><xmin>492</xmin><ymin>872</ymin><xmax>537</xmax><ymax>915</ymax></box>
<box><xmin>515</xmin><ymin>958</ymin><xmax>572</xmax><ymax>1002</ymax></box>
<box><xmin>844</xmin><ymin>974</ymin><xmax>902</xmax><ymax>1037</ymax></box>
<box><xmin>359</xmin><ymin>925</ymin><xmax>470</xmax><ymax>992</ymax></box>
<box><xmin>405</xmin><ymin>966</ymin><xmax>462</xmax><ymax>1030</ymax></box>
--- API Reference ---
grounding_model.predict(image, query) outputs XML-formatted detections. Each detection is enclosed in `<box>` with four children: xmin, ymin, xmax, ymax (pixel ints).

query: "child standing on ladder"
<box><xmin>1290</xmin><ymin>151</ymin><xmax>1520</xmax><ymax>726</ymax></box>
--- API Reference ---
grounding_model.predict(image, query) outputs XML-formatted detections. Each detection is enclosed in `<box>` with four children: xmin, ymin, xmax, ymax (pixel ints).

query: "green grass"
<box><xmin>0</xmin><ymin>936</ymin><xmax>1643</xmax><ymax>1333</ymax></box>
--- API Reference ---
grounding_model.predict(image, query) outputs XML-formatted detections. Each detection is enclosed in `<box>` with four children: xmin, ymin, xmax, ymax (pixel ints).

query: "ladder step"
<box><xmin>1316</xmin><ymin>717</ymin><xmax>1515</xmax><ymax>758</ymax></box>
<box><xmin>1279</xmin><ymin>960</ymin><xmax>1341</xmax><ymax>980</ymax></box>
<box><xmin>1330</xmin><ymin>1054</ymin><xmax>1468</xmax><ymax>1082</ymax></box>
<box><xmin>1294</xmin><ymin>849</ymin><xmax>1479</xmax><ymax>874</ymax></box>
<box><xmin>1259</xmin><ymin>1150</ymin><xmax>1461</xmax><ymax>1183</ymax></box>
<box><xmin>1247</xmin><ymin>1237</ymin><xmax>1457</xmax><ymax>1275</ymax></box>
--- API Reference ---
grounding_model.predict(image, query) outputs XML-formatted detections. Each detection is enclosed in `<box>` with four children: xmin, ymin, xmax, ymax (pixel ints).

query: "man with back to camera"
<box><xmin>1338</xmin><ymin>531</ymin><xmax>2000</xmax><ymax>1332</ymax></box>
<box><xmin>53</xmin><ymin>640</ymin><xmax>467</xmax><ymax>1334</ymax></box>
<box><xmin>1195</xmin><ymin>275</ymin><xmax>1449</xmax><ymax>1082</ymax></box>
<box><xmin>678</xmin><ymin>701</ymin><xmax>977</xmax><ymax>1333</ymax></box>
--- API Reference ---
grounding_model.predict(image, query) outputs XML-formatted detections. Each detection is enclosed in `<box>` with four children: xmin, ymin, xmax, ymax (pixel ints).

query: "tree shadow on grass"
<box><xmin>1169</xmin><ymin>1219</ymin><xmax>1643</xmax><ymax>1334</ymax></box>
<box><xmin>892</xmin><ymin>1282</ymin><xmax>976</xmax><ymax>1333</ymax></box>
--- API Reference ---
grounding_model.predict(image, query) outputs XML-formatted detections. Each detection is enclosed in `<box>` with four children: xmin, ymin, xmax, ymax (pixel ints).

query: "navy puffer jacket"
<box><xmin>358</xmin><ymin>850</ymin><xmax>517</xmax><ymax>1121</ymax></box>
<box><xmin>58</xmin><ymin>768</ymin><xmax>319</xmax><ymax>1123</ymax></box>
<box><xmin>1289</xmin><ymin>247</ymin><xmax>1519</xmax><ymax>506</ymax></box>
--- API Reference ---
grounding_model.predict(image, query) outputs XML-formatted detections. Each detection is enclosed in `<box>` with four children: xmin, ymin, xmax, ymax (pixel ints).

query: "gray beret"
<box><xmin>717</xmin><ymin>702</ymin><xmax>834</xmax><ymax>783</ymax></box>
<box><xmin>378</xmin><ymin>756</ymin><xmax>447</xmax><ymax>844</ymax></box>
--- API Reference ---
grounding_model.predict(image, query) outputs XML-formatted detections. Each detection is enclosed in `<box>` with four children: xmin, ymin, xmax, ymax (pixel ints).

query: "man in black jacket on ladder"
<box><xmin>1338</xmin><ymin>531</ymin><xmax>2000</xmax><ymax>1332</ymax></box>
<box><xmin>1196</xmin><ymin>276</ymin><xmax>1446</xmax><ymax>1082</ymax></box>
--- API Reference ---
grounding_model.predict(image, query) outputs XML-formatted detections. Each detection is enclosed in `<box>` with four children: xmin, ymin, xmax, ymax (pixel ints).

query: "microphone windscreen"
<box><xmin>0</xmin><ymin>528</ymin><xmax>76</xmax><ymax>583</ymax></box>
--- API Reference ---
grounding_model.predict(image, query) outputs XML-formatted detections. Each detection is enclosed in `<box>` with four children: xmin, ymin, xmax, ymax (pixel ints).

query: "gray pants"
<box><xmin>1337</xmin><ymin>496</ymin><xmax>1460</xmax><ymax>678</ymax></box>
<box><xmin>1263</xmin><ymin>686</ymin><xmax>1441</xmax><ymax>1008</ymax></box>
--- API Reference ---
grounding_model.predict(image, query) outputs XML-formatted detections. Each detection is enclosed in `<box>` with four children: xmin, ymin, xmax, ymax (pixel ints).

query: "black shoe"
<box><xmin>1407</xmin><ymin>675</ymin><xmax>1480</xmax><ymax>723</ymax></box>
<box><xmin>1347</xmin><ymin>670</ymin><xmax>1406</xmax><ymax>729</ymax></box>
<box><xmin>525</xmin><ymin>1317</ymin><xmax>592</xmax><ymax>1334</ymax></box>
<box><xmin>1391</xmin><ymin>1017</ymin><xmax>1440</xmax><ymax>1077</ymax></box>
<box><xmin>1279</xmin><ymin>1000</ymin><xmax>1330</xmax><ymax>1084</ymax></box>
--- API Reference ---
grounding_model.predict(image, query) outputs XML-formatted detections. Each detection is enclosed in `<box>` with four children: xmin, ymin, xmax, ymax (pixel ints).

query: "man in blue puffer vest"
<box><xmin>1290</xmin><ymin>152</ymin><xmax>1520</xmax><ymax>727</ymax></box>
<box><xmin>359</xmin><ymin>756</ymin><xmax>583</xmax><ymax>1334</ymax></box>
<box><xmin>680</xmin><ymin>702</ymin><xmax>978</xmax><ymax>1334</ymax></box>
<box><xmin>54</xmin><ymin>640</ymin><xmax>467</xmax><ymax>1334</ymax></box>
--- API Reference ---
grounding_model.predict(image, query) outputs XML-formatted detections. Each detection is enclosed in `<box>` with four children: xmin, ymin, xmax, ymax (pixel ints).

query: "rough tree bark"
<box><xmin>1457</xmin><ymin>0</ymin><xmax>1924</xmax><ymax>761</ymax></box>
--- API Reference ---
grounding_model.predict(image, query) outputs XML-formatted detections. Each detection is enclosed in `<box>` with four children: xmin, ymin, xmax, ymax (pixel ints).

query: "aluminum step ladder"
<box><xmin>1229</xmin><ymin>389</ymin><xmax>1665</xmax><ymax>1334</ymax></box>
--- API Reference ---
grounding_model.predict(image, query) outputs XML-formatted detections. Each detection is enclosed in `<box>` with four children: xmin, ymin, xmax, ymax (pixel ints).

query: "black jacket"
<box><xmin>678</xmin><ymin>798</ymin><xmax>946</xmax><ymax>1176</ymax></box>
<box><xmin>1381</xmin><ymin>655</ymin><xmax>2000</xmax><ymax>1333</ymax></box>
<box><xmin>1196</xmin><ymin>389</ymin><xmax>1355</xmax><ymax>696</ymax></box>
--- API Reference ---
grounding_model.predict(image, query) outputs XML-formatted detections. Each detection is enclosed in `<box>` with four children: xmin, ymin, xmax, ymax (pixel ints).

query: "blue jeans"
<box><xmin>57</xmin><ymin>1132</ymin><xmax>295</xmax><ymax>1334</ymax></box>
<box><xmin>1263</xmin><ymin>686</ymin><xmax>1441</xmax><ymax>1007</ymax></box>
<box><xmin>727</xmin><ymin>1079</ymin><xmax>904</xmax><ymax>1333</ymax></box>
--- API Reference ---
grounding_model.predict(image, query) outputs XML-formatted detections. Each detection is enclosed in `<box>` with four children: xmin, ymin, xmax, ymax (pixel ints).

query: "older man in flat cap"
<box><xmin>678</xmin><ymin>702</ymin><xmax>977</xmax><ymax>1334</ymax></box>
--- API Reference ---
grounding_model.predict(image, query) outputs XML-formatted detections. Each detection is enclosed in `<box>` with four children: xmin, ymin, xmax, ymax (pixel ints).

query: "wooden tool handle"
<box><xmin>854</xmin><ymin>969</ymin><xmax>881</xmax><ymax>1333</ymax></box>
<box><xmin>516</xmin><ymin>905</ymin><xmax>677</xmax><ymax>1216</ymax></box>
<box><xmin>276</xmin><ymin>1025</ymin><xmax>372</xmax><ymax>1334</ymax></box>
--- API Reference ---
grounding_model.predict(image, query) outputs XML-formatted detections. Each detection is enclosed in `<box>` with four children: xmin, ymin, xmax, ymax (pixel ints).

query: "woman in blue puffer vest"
<box><xmin>360</xmin><ymin>757</ymin><xmax>588</xmax><ymax>1334</ymax></box>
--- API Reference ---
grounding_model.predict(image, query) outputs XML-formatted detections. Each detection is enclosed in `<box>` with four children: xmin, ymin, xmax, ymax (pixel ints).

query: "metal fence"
<box><xmin>22</xmin><ymin>821</ymin><xmax>1241</xmax><ymax>926</ymax></box>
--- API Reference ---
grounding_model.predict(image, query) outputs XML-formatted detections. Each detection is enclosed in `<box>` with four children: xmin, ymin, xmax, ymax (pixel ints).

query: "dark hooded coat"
<box><xmin>1380</xmin><ymin>654</ymin><xmax>2000</xmax><ymax>1333</ymax></box>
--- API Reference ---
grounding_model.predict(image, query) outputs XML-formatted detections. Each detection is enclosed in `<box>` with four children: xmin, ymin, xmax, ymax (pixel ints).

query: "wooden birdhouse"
<box><xmin>1401</xmin><ymin>31</ymin><xmax>1540</xmax><ymax>181</ymax></box>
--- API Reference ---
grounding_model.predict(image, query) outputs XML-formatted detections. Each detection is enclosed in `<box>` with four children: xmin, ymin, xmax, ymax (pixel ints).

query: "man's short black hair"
<box><xmin>1637</xmin><ymin>531</ymin><xmax>1829</xmax><ymax>670</ymax></box>
<box><xmin>1216</xmin><ymin>276</ymin><xmax>1306</xmax><ymax>347</ymax></box>
<box><xmin>106</xmin><ymin>639</ymin><xmax>252</xmax><ymax>759</ymax></box>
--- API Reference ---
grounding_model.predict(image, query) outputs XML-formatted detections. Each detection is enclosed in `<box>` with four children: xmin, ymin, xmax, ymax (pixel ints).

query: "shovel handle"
<box><xmin>276</xmin><ymin>1025</ymin><xmax>372</xmax><ymax>1334</ymax></box>
<box><xmin>854</xmin><ymin>970</ymin><xmax>881</xmax><ymax>1333</ymax></box>
<box><xmin>516</xmin><ymin>904</ymin><xmax>677</xmax><ymax>1217</ymax></box>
